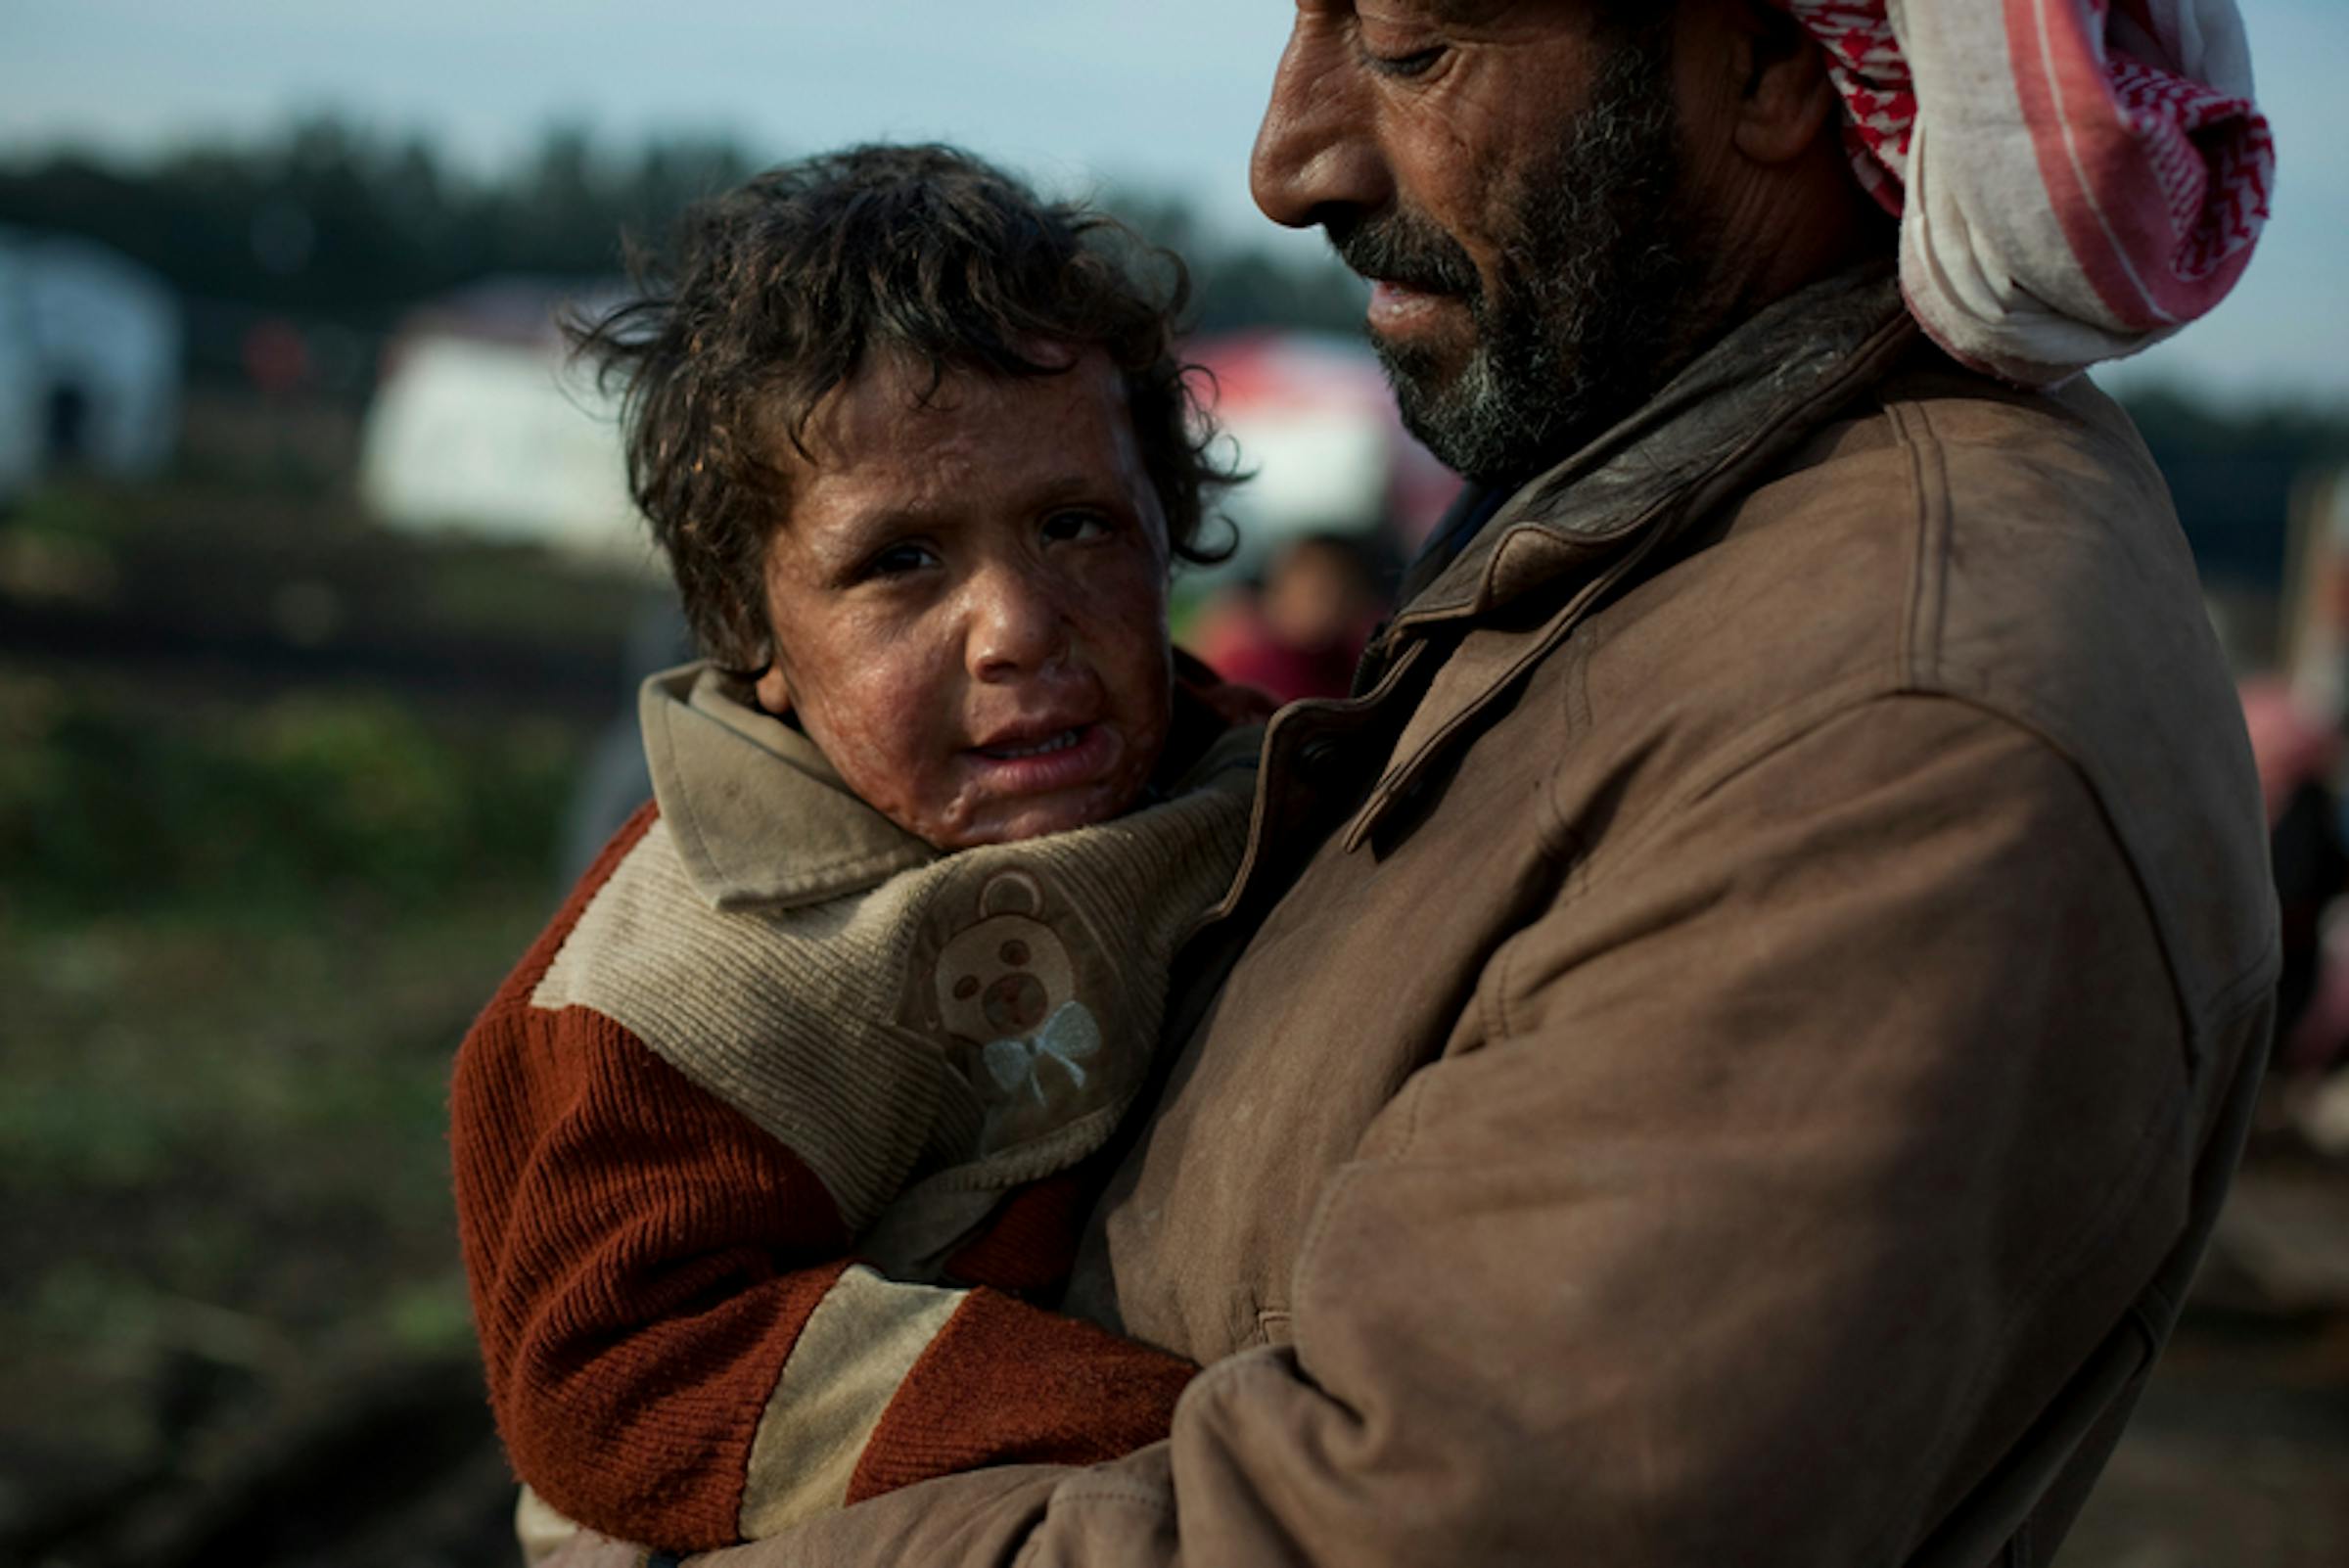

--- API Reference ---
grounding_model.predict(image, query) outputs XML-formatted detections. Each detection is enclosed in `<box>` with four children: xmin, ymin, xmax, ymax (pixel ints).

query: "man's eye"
<box><xmin>1041</xmin><ymin>510</ymin><xmax>1112</xmax><ymax>544</ymax></box>
<box><xmin>1362</xmin><ymin>43</ymin><xmax>1445</xmax><ymax>78</ymax></box>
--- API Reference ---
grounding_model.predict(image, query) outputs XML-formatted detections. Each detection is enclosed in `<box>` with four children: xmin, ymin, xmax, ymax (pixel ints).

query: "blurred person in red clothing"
<box><xmin>1193</xmin><ymin>531</ymin><xmax>1390</xmax><ymax>704</ymax></box>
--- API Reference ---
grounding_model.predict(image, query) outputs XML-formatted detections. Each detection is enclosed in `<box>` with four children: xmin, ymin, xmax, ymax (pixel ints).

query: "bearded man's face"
<box><xmin>1252</xmin><ymin>5</ymin><xmax>1705</xmax><ymax>485</ymax></box>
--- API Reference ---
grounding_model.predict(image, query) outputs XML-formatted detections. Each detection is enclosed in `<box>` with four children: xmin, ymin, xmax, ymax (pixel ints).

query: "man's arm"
<box><xmin>452</xmin><ymin>999</ymin><xmax>1194</xmax><ymax>1552</ymax></box>
<box><xmin>622</xmin><ymin>694</ymin><xmax>2239</xmax><ymax>1566</ymax></box>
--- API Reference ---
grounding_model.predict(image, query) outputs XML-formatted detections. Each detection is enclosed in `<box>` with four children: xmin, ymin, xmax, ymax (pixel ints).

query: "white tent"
<box><xmin>358</xmin><ymin>277</ymin><xmax>657</xmax><ymax>574</ymax></box>
<box><xmin>0</xmin><ymin>226</ymin><xmax>181</xmax><ymax>503</ymax></box>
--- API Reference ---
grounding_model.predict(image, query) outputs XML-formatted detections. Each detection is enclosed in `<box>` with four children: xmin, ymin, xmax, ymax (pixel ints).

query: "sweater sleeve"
<box><xmin>452</xmin><ymin>831</ymin><xmax>1195</xmax><ymax>1552</ymax></box>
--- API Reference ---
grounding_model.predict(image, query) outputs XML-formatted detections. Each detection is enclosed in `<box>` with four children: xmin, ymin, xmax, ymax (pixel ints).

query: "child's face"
<box><xmin>753</xmin><ymin>347</ymin><xmax>1174</xmax><ymax>850</ymax></box>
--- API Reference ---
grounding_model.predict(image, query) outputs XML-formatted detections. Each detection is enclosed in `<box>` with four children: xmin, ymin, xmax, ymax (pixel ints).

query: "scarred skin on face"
<box><xmin>752</xmin><ymin>348</ymin><xmax>1175</xmax><ymax>852</ymax></box>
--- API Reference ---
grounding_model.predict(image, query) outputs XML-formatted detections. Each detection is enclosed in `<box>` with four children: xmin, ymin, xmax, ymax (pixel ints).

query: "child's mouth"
<box><xmin>976</xmin><ymin>726</ymin><xmax>1086</xmax><ymax>761</ymax></box>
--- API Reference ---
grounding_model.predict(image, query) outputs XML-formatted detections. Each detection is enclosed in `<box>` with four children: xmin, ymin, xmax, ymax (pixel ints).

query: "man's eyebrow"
<box><xmin>1353</xmin><ymin>0</ymin><xmax>1506</xmax><ymax>26</ymax></box>
<box><xmin>1423</xmin><ymin>0</ymin><xmax>1511</xmax><ymax>22</ymax></box>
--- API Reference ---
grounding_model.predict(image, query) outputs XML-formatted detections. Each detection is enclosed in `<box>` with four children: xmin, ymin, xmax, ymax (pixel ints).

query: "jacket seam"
<box><xmin>1889</xmin><ymin>396</ymin><xmax>1953</xmax><ymax>690</ymax></box>
<box><xmin>1505</xmin><ymin>681</ymin><xmax>1589</xmax><ymax>1048</ymax></box>
<box><xmin>1925</xmin><ymin>659</ymin><xmax>2273</xmax><ymax>1060</ymax></box>
<box><xmin>1483</xmin><ymin>927</ymin><xmax>1518</xmax><ymax>1058</ymax></box>
<box><xmin>1359</xmin><ymin>583</ymin><xmax>1621</xmax><ymax>849</ymax></box>
<box><xmin>1486</xmin><ymin>827</ymin><xmax>1584</xmax><ymax>1051</ymax></box>
<box><xmin>1876</xmin><ymin>390</ymin><xmax>2267</xmax><ymax>1052</ymax></box>
<box><xmin>1391</xmin><ymin>1066</ymin><xmax>1438</xmax><ymax>1166</ymax></box>
<box><xmin>1533</xmin><ymin>644</ymin><xmax>1594</xmax><ymax>868</ymax></box>
<box><xmin>1563</xmin><ymin>671</ymin><xmax>1904</xmax><ymax>887</ymax></box>
<box><xmin>1559</xmin><ymin>671</ymin><xmax>2241</xmax><ymax>1077</ymax></box>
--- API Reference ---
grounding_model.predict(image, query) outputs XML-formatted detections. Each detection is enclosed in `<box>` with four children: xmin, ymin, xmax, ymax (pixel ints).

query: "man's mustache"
<box><xmin>1329</xmin><ymin>208</ymin><xmax>1480</xmax><ymax>299</ymax></box>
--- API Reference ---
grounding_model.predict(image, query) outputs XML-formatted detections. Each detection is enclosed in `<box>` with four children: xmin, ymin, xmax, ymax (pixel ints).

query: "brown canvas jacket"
<box><xmin>586</xmin><ymin>266</ymin><xmax>2278</xmax><ymax>1568</ymax></box>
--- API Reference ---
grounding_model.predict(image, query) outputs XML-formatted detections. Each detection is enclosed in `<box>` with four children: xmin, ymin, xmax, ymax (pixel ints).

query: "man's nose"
<box><xmin>1251</xmin><ymin>19</ymin><xmax>1389</xmax><ymax>230</ymax></box>
<box><xmin>965</xmin><ymin>564</ymin><xmax>1070</xmax><ymax>681</ymax></box>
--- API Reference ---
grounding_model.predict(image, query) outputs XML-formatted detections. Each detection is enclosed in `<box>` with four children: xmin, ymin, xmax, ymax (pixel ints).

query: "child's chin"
<box><xmin>946</xmin><ymin>786</ymin><xmax>1137</xmax><ymax>849</ymax></box>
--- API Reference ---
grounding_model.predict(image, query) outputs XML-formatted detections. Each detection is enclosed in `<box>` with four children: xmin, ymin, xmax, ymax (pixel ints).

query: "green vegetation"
<box><xmin>0</xmin><ymin>670</ymin><xmax>581</xmax><ymax>921</ymax></box>
<box><xmin>0</xmin><ymin>653</ymin><xmax>588</xmax><ymax>1545</ymax></box>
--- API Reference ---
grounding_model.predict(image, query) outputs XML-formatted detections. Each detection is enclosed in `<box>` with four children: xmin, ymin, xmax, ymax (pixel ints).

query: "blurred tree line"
<box><xmin>2</xmin><ymin>118</ymin><xmax>2342</xmax><ymax>592</ymax></box>
<box><xmin>0</xmin><ymin>119</ymin><xmax>1363</xmax><ymax>392</ymax></box>
<box><xmin>2123</xmin><ymin>389</ymin><xmax>2349</xmax><ymax>592</ymax></box>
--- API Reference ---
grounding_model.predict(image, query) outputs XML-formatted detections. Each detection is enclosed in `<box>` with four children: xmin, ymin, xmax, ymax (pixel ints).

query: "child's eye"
<box><xmin>860</xmin><ymin>541</ymin><xmax>940</xmax><ymax>579</ymax></box>
<box><xmin>1040</xmin><ymin>510</ymin><xmax>1112</xmax><ymax>545</ymax></box>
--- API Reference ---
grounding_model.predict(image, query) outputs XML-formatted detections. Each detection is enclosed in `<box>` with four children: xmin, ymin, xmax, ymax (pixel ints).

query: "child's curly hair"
<box><xmin>571</xmin><ymin>143</ymin><xmax>1240</xmax><ymax>671</ymax></box>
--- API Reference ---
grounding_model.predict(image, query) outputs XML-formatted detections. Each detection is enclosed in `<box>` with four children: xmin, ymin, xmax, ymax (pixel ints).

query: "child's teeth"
<box><xmin>996</xmin><ymin>730</ymin><xmax>1077</xmax><ymax>759</ymax></box>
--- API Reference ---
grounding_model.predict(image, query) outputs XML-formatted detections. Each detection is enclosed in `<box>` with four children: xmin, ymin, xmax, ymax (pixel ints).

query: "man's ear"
<box><xmin>1727</xmin><ymin>1</ymin><xmax>1840</xmax><ymax>167</ymax></box>
<box><xmin>753</xmin><ymin>661</ymin><xmax>793</xmax><ymax>717</ymax></box>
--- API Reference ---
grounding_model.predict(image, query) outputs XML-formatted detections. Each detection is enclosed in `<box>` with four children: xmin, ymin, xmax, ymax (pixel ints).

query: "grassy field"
<box><xmin>0</xmin><ymin>463</ymin><xmax>636</xmax><ymax>1562</ymax></box>
<box><xmin>0</xmin><ymin>659</ymin><xmax>592</xmax><ymax>1563</ymax></box>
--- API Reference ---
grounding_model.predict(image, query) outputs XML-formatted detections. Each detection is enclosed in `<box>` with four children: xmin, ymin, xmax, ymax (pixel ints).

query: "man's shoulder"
<box><xmin>1867</xmin><ymin>359</ymin><xmax>2188</xmax><ymax>680</ymax></box>
<box><xmin>1697</xmin><ymin>355</ymin><xmax>2219</xmax><ymax>735</ymax></box>
<box><xmin>1701</xmin><ymin>357</ymin><xmax>2180</xmax><ymax>651</ymax></box>
<box><xmin>1699</xmin><ymin>359</ymin><xmax>2272</xmax><ymax>1026</ymax></box>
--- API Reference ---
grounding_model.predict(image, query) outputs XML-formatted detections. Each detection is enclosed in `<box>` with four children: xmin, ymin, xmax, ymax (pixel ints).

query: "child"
<box><xmin>448</xmin><ymin>145</ymin><xmax>1264</xmax><ymax>1558</ymax></box>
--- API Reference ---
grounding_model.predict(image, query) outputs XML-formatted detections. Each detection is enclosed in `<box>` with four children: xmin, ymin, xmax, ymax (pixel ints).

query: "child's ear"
<box><xmin>754</xmin><ymin>663</ymin><xmax>794</xmax><ymax>717</ymax></box>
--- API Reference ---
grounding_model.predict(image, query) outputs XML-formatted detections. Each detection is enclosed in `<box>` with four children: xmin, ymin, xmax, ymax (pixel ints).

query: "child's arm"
<box><xmin>453</xmin><ymin>992</ymin><xmax>1195</xmax><ymax>1554</ymax></box>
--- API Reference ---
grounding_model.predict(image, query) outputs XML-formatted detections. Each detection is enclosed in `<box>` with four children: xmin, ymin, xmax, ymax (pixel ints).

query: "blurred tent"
<box><xmin>0</xmin><ymin>225</ymin><xmax>181</xmax><ymax>504</ymax></box>
<box><xmin>1185</xmin><ymin>330</ymin><xmax>1456</xmax><ymax>578</ymax></box>
<box><xmin>358</xmin><ymin>276</ymin><xmax>656</xmax><ymax>574</ymax></box>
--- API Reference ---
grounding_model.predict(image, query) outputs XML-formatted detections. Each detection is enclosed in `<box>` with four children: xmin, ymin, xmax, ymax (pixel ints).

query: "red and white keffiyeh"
<box><xmin>1780</xmin><ymin>0</ymin><xmax>2276</xmax><ymax>385</ymax></box>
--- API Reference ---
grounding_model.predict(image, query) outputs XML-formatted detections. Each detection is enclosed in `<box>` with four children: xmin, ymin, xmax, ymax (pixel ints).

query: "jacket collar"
<box><xmin>639</xmin><ymin>663</ymin><xmax>936</xmax><ymax>912</ymax></box>
<box><xmin>1385</xmin><ymin>262</ymin><xmax>1915</xmax><ymax>645</ymax></box>
<box><xmin>1335</xmin><ymin>264</ymin><xmax>1918</xmax><ymax>854</ymax></box>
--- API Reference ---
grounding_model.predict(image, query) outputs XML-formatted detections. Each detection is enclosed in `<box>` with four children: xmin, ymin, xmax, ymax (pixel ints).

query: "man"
<box><xmin>559</xmin><ymin>2</ymin><xmax>2278</xmax><ymax>1562</ymax></box>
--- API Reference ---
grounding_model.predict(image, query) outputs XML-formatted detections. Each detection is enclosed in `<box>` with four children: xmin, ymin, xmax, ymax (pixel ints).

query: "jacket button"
<box><xmin>1298</xmin><ymin>737</ymin><xmax>1343</xmax><ymax>774</ymax></box>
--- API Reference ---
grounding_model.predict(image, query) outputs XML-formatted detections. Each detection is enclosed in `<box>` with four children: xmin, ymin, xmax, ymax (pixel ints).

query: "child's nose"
<box><xmin>966</xmin><ymin>566</ymin><xmax>1069</xmax><ymax>680</ymax></box>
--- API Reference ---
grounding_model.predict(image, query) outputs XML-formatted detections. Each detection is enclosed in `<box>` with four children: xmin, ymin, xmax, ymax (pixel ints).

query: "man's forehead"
<box><xmin>1307</xmin><ymin>0</ymin><xmax>1524</xmax><ymax>20</ymax></box>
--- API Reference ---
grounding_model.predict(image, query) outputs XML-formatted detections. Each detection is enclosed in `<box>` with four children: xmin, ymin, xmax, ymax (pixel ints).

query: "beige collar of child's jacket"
<box><xmin>639</xmin><ymin>662</ymin><xmax>937</xmax><ymax>913</ymax></box>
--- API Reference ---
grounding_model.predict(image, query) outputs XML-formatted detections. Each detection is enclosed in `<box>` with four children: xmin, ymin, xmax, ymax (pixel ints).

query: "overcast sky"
<box><xmin>3</xmin><ymin>0</ymin><xmax>2341</xmax><ymax>399</ymax></box>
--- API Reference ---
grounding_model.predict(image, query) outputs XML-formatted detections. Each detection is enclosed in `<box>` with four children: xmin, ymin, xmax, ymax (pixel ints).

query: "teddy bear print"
<box><xmin>931</xmin><ymin>870</ymin><xmax>1103</xmax><ymax>1114</ymax></box>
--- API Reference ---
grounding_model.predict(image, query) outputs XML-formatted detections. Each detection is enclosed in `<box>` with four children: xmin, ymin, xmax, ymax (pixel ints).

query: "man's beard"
<box><xmin>1335</xmin><ymin>31</ymin><xmax>1703</xmax><ymax>485</ymax></box>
